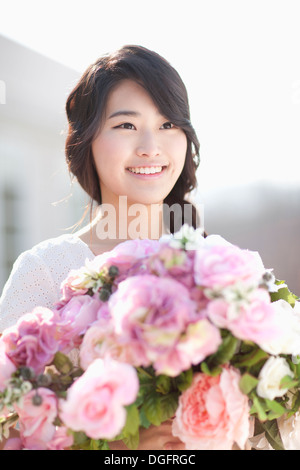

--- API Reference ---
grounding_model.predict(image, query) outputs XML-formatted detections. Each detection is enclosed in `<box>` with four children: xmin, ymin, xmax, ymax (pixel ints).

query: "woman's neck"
<box><xmin>76</xmin><ymin>198</ymin><xmax>166</xmax><ymax>256</ymax></box>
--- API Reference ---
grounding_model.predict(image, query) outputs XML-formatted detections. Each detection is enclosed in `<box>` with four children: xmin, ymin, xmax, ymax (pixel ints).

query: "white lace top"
<box><xmin>0</xmin><ymin>234</ymin><xmax>95</xmax><ymax>333</ymax></box>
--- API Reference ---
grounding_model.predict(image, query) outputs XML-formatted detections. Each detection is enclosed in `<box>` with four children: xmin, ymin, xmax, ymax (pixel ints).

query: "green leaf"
<box><xmin>0</xmin><ymin>413</ymin><xmax>18</xmax><ymax>426</ymax></box>
<box><xmin>250</xmin><ymin>394</ymin><xmax>288</xmax><ymax>422</ymax></box>
<box><xmin>53</xmin><ymin>351</ymin><xmax>73</xmax><ymax>375</ymax></box>
<box><xmin>294</xmin><ymin>360</ymin><xmax>300</xmax><ymax>379</ymax></box>
<box><xmin>160</xmin><ymin>393</ymin><xmax>179</xmax><ymax>422</ymax></box>
<box><xmin>139</xmin><ymin>408</ymin><xmax>151</xmax><ymax>429</ymax></box>
<box><xmin>200</xmin><ymin>361</ymin><xmax>222</xmax><ymax>377</ymax></box>
<box><xmin>250</xmin><ymin>395</ymin><xmax>268</xmax><ymax>421</ymax></box>
<box><xmin>123</xmin><ymin>432</ymin><xmax>139</xmax><ymax>450</ymax></box>
<box><xmin>155</xmin><ymin>375</ymin><xmax>171</xmax><ymax>395</ymax></box>
<box><xmin>270</xmin><ymin>281</ymin><xmax>299</xmax><ymax>307</ymax></box>
<box><xmin>142</xmin><ymin>391</ymin><xmax>162</xmax><ymax>426</ymax></box>
<box><xmin>123</xmin><ymin>404</ymin><xmax>140</xmax><ymax>437</ymax></box>
<box><xmin>71</xmin><ymin>368</ymin><xmax>84</xmax><ymax>379</ymax></box>
<box><xmin>89</xmin><ymin>439</ymin><xmax>110</xmax><ymax>450</ymax></box>
<box><xmin>233</xmin><ymin>347</ymin><xmax>269</xmax><ymax>369</ymax></box>
<box><xmin>290</xmin><ymin>392</ymin><xmax>300</xmax><ymax>413</ymax></box>
<box><xmin>279</xmin><ymin>374</ymin><xmax>299</xmax><ymax>390</ymax></box>
<box><xmin>0</xmin><ymin>413</ymin><xmax>18</xmax><ymax>441</ymax></box>
<box><xmin>259</xmin><ymin>420</ymin><xmax>285</xmax><ymax>450</ymax></box>
<box><xmin>71</xmin><ymin>431</ymin><xmax>90</xmax><ymax>449</ymax></box>
<box><xmin>208</xmin><ymin>333</ymin><xmax>239</xmax><ymax>367</ymax></box>
<box><xmin>265</xmin><ymin>399</ymin><xmax>287</xmax><ymax>420</ymax></box>
<box><xmin>122</xmin><ymin>405</ymin><xmax>140</xmax><ymax>450</ymax></box>
<box><xmin>99</xmin><ymin>440</ymin><xmax>110</xmax><ymax>450</ymax></box>
<box><xmin>239</xmin><ymin>373</ymin><xmax>259</xmax><ymax>395</ymax></box>
<box><xmin>59</xmin><ymin>374</ymin><xmax>73</xmax><ymax>386</ymax></box>
<box><xmin>137</xmin><ymin>366</ymin><xmax>155</xmax><ymax>380</ymax></box>
<box><xmin>174</xmin><ymin>368</ymin><xmax>193</xmax><ymax>391</ymax></box>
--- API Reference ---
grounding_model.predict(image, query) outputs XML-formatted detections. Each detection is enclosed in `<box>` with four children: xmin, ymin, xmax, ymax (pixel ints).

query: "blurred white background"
<box><xmin>0</xmin><ymin>0</ymin><xmax>299</xmax><ymax>294</ymax></box>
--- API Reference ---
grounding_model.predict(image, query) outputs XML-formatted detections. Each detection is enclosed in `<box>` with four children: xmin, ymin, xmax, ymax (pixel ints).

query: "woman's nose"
<box><xmin>136</xmin><ymin>131</ymin><xmax>161</xmax><ymax>158</ymax></box>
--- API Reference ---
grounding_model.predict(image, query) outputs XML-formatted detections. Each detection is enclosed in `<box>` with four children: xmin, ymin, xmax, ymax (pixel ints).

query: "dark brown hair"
<box><xmin>65</xmin><ymin>45</ymin><xmax>201</xmax><ymax>232</ymax></box>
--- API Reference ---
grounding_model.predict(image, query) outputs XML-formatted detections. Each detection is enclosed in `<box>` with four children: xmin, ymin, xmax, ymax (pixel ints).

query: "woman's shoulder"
<box><xmin>27</xmin><ymin>233</ymin><xmax>94</xmax><ymax>260</ymax></box>
<box><xmin>9</xmin><ymin>233</ymin><xmax>95</xmax><ymax>291</ymax></box>
<box><xmin>0</xmin><ymin>234</ymin><xmax>95</xmax><ymax>331</ymax></box>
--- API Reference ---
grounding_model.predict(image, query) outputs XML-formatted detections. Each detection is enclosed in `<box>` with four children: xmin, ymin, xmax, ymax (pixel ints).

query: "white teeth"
<box><xmin>128</xmin><ymin>166</ymin><xmax>163</xmax><ymax>174</ymax></box>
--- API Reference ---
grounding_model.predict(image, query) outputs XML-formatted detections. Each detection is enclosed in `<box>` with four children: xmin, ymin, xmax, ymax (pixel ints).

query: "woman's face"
<box><xmin>91</xmin><ymin>79</ymin><xmax>187</xmax><ymax>208</ymax></box>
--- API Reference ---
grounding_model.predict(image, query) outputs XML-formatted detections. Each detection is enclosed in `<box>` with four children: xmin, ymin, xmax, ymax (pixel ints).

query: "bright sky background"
<box><xmin>1</xmin><ymin>0</ymin><xmax>300</xmax><ymax>193</ymax></box>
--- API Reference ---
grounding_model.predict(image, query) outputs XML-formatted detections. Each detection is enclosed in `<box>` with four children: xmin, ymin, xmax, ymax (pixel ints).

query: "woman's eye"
<box><xmin>161</xmin><ymin>121</ymin><xmax>174</xmax><ymax>129</ymax></box>
<box><xmin>117</xmin><ymin>123</ymin><xmax>135</xmax><ymax>130</ymax></box>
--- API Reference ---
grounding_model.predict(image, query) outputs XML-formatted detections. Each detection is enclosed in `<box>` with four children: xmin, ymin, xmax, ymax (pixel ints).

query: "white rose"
<box><xmin>260</xmin><ymin>300</ymin><xmax>300</xmax><ymax>356</ymax></box>
<box><xmin>257</xmin><ymin>356</ymin><xmax>293</xmax><ymax>400</ymax></box>
<box><xmin>160</xmin><ymin>224</ymin><xmax>206</xmax><ymax>250</ymax></box>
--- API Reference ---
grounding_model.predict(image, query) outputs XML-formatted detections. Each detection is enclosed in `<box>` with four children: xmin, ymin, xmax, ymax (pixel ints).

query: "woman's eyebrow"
<box><xmin>108</xmin><ymin>110</ymin><xmax>141</xmax><ymax>119</ymax></box>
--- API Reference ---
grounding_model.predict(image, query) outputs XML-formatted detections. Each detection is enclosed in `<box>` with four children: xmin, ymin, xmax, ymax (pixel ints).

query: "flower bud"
<box><xmin>36</xmin><ymin>373</ymin><xmax>52</xmax><ymax>387</ymax></box>
<box><xmin>262</xmin><ymin>271</ymin><xmax>274</xmax><ymax>283</ymax></box>
<box><xmin>99</xmin><ymin>286</ymin><xmax>111</xmax><ymax>301</ymax></box>
<box><xmin>19</xmin><ymin>366</ymin><xmax>35</xmax><ymax>380</ymax></box>
<box><xmin>108</xmin><ymin>265</ymin><xmax>119</xmax><ymax>279</ymax></box>
<box><xmin>32</xmin><ymin>393</ymin><xmax>43</xmax><ymax>406</ymax></box>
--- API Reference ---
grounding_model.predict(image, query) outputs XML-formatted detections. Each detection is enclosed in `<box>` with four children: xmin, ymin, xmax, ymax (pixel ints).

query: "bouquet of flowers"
<box><xmin>0</xmin><ymin>225</ymin><xmax>299</xmax><ymax>450</ymax></box>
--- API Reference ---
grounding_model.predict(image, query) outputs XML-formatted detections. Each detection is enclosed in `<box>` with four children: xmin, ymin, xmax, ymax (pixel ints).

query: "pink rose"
<box><xmin>79</xmin><ymin>306</ymin><xmax>118</xmax><ymax>370</ymax></box>
<box><xmin>56</xmin><ymin>294</ymin><xmax>103</xmax><ymax>353</ymax></box>
<box><xmin>57</xmin><ymin>269</ymin><xmax>89</xmax><ymax>307</ymax></box>
<box><xmin>2</xmin><ymin>427</ymin><xmax>73</xmax><ymax>451</ymax></box>
<box><xmin>87</xmin><ymin>238</ymin><xmax>160</xmax><ymax>279</ymax></box>
<box><xmin>3</xmin><ymin>438</ymin><xmax>23</xmax><ymax>450</ymax></box>
<box><xmin>207</xmin><ymin>288</ymin><xmax>280</xmax><ymax>345</ymax></box>
<box><xmin>1</xmin><ymin>307</ymin><xmax>60</xmax><ymax>374</ymax></box>
<box><xmin>14</xmin><ymin>387</ymin><xmax>58</xmax><ymax>450</ymax></box>
<box><xmin>194</xmin><ymin>242</ymin><xmax>265</xmax><ymax>289</ymax></box>
<box><xmin>0</xmin><ymin>340</ymin><xmax>17</xmax><ymax>392</ymax></box>
<box><xmin>59</xmin><ymin>358</ymin><xmax>139</xmax><ymax>440</ymax></box>
<box><xmin>149</xmin><ymin>318</ymin><xmax>221</xmax><ymax>377</ymax></box>
<box><xmin>103</xmin><ymin>274</ymin><xmax>219</xmax><ymax>376</ymax></box>
<box><xmin>142</xmin><ymin>245</ymin><xmax>196</xmax><ymax>289</ymax></box>
<box><xmin>176</xmin><ymin>320</ymin><xmax>222</xmax><ymax>368</ymax></box>
<box><xmin>47</xmin><ymin>426</ymin><xmax>74</xmax><ymax>450</ymax></box>
<box><xmin>172</xmin><ymin>367</ymin><xmax>250</xmax><ymax>450</ymax></box>
<box><xmin>137</xmin><ymin>246</ymin><xmax>208</xmax><ymax>313</ymax></box>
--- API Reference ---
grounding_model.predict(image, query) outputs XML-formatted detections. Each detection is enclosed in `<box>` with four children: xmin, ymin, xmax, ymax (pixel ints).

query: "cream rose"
<box><xmin>256</xmin><ymin>356</ymin><xmax>293</xmax><ymax>400</ymax></box>
<box><xmin>277</xmin><ymin>411</ymin><xmax>300</xmax><ymax>450</ymax></box>
<box><xmin>259</xmin><ymin>300</ymin><xmax>300</xmax><ymax>356</ymax></box>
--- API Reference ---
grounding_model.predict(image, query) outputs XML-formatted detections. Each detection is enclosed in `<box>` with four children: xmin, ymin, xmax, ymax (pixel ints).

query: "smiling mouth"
<box><xmin>126</xmin><ymin>166</ymin><xmax>167</xmax><ymax>175</ymax></box>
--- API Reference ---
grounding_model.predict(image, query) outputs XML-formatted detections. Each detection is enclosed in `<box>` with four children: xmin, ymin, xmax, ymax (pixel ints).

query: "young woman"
<box><xmin>0</xmin><ymin>45</ymin><xmax>202</xmax><ymax>450</ymax></box>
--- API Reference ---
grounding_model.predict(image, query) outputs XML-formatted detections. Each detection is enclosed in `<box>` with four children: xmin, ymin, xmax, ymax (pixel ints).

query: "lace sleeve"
<box><xmin>0</xmin><ymin>250</ymin><xmax>58</xmax><ymax>332</ymax></box>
